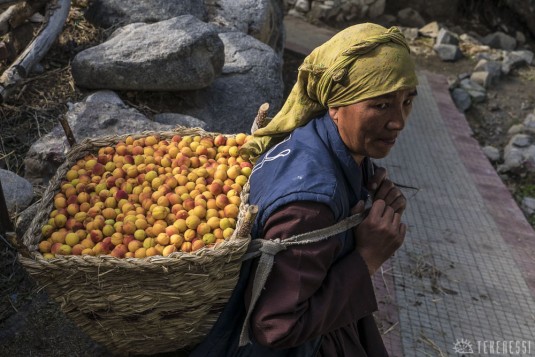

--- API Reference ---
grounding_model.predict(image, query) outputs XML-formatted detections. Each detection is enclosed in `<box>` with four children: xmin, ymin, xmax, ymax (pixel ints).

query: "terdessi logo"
<box><xmin>453</xmin><ymin>339</ymin><xmax>474</xmax><ymax>354</ymax></box>
<box><xmin>453</xmin><ymin>338</ymin><xmax>532</xmax><ymax>355</ymax></box>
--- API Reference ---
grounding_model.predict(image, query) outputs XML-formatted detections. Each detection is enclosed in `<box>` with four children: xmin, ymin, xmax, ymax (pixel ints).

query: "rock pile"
<box><xmin>396</xmin><ymin>16</ymin><xmax>535</xmax><ymax>216</ymax></box>
<box><xmin>286</xmin><ymin>0</ymin><xmax>386</xmax><ymax>23</ymax></box>
<box><xmin>498</xmin><ymin>113</ymin><xmax>535</xmax><ymax>174</ymax></box>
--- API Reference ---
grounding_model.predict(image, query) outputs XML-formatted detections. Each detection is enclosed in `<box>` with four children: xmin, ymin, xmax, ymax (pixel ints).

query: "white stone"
<box><xmin>482</xmin><ymin>146</ymin><xmax>500</xmax><ymax>162</ymax></box>
<box><xmin>509</xmin><ymin>133</ymin><xmax>531</xmax><ymax>148</ymax></box>
<box><xmin>295</xmin><ymin>0</ymin><xmax>310</xmax><ymax>12</ymax></box>
<box><xmin>367</xmin><ymin>0</ymin><xmax>385</xmax><ymax>18</ymax></box>
<box><xmin>508</xmin><ymin>124</ymin><xmax>525</xmax><ymax>136</ymax></box>
<box><xmin>521</xmin><ymin>197</ymin><xmax>535</xmax><ymax>215</ymax></box>
<box><xmin>419</xmin><ymin>21</ymin><xmax>439</xmax><ymax>38</ymax></box>
<box><xmin>498</xmin><ymin>146</ymin><xmax>525</xmax><ymax>172</ymax></box>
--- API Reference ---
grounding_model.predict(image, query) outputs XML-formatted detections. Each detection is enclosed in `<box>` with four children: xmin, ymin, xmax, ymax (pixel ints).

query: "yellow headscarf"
<box><xmin>241</xmin><ymin>23</ymin><xmax>418</xmax><ymax>161</ymax></box>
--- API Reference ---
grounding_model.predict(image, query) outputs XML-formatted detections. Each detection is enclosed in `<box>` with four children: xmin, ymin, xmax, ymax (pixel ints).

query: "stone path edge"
<box><xmin>425</xmin><ymin>70</ymin><xmax>535</xmax><ymax>298</ymax></box>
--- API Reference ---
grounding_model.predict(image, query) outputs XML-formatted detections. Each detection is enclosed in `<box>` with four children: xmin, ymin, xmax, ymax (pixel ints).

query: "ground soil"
<box><xmin>1</xmin><ymin>4</ymin><xmax>535</xmax><ymax>356</ymax></box>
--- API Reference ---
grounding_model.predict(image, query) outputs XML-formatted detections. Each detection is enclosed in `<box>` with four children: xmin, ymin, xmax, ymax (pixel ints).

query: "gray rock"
<box><xmin>508</xmin><ymin>124</ymin><xmax>525</xmax><ymax>136</ymax></box>
<box><xmin>498</xmin><ymin>145</ymin><xmax>525</xmax><ymax>172</ymax></box>
<box><xmin>466</xmin><ymin>90</ymin><xmax>486</xmax><ymax>103</ymax></box>
<box><xmin>470</xmin><ymin>71</ymin><xmax>491</xmax><ymax>89</ymax></box>
<box><xmin>0</xmin><ymin>169</ymin><xmax>34</xmax><ymax>213</ymax></box>
<box><xmin>419</xmin><ymin>21</ymin><xmax>439</xmax><ymax>38</ymax></box>
<box><xmin>502</xmin><ymin>50</ymin><xmax>534</xmax><ymax>75</ymax></box>
<box><xmin>84</xmin><ymin>0</ymin><xmax>206</xmax><ymax>28</ymax></box>
<box><xmin>459</xmin><ymin>79</ymin><xmax>486</xmax><ymax>103</ymax></box>
<box><xmin>154</xmin><ymin>113</ymin><xmax>209</xmax><ymax>129</ymax></box>
<box><xmin>481</xmin><ymin>31</ymin><xmax>517</xmax><ymax>51</ymax></box>
<box><xmin>72</xmin><ymin>16</ymin><xmax>225</xmax><ymax>91</ymax></box>
<box><xmin>451</xmin><ymin>88</ymin><xmax>471</xmax><ymax>112</ymax></box>
<box><xmin>24</xmin><ymin>97</ymin><xmax>173</xmax><ymax>186</ymax></box>
<box><xmin>524</xmin><ymin>113</ymin><xmax>535</xmax><ymax>133</ymax></box>
<box><xmin>436</xmin><ymin>28</ymin><xmax>459</xmax><ymax>46</ymax></box>
<box><xmin>521</xmin><ymin>196</ymin><xmax>535</xmax><ymax>215</ymax></box>
<box><xmin>460</xmin><ymin>78</ymin><xmax>485</xmax><ymax>92</ymax></box>
<box><xmin>15</xmin><ymin>202</ymin><xmax>39</xmax><ymax>239</ymax></box>
<box><xmin>400</xmin><ymin>27</ymin><xmax>419</xmax><ymax>42</ymax></box>
<box><xmin>397</xmin><ymin>7</ymin><xmax>426</xmax><ymax>28</ymax></box>
<box><xmin>447</xmin><ymin>75</ymin><xmax>459</xmax><ymax>90</ymax></box>
<box><xmin>175</xmin><ymin>32</ymin><xmax>283</xmax><ymax>134</ymax></box>
<box><xmin>482</xmin><ymin>146</ymin><xmax>501</xmax><ymax>162</ymax></box>
<box><xmin>85</xmin><ymin>90</ymin><xmax>124</xmax><ymax>105</ymax></box>
<box><xmin>509</xmin><ymin>133</ymin><xmax>531</xmax><ymax>148</ymax></box>
<box><xmin>433</xmin><ymin>44</ymin><xmax>463</xmax><ymax>62</ymax></box>
<box><xmin>206</xmin><ymin>0</ymin><xmax>285</xmax><ymax>55</ymax></box>
<box><xmin>295</xmin><ymin>0</ymin><xmax>310</xmax><ymax>12</ymax></box>
<box><xmin>368</xmin><ymin>0</ymin><xmax>386</xmax><ymax>18</ymax></box>
<box><xmin>474</xmin><ymin>59</ymin><xmax>502</xmax><ymax>84</ymax></box>
<box><xmin>460</xmin><ymin>32</ymin><xmax>483</xmax><ymax>45</ymax></box>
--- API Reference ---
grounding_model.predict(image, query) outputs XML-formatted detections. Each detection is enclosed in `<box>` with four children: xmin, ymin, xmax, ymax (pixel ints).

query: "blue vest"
<box><xmin>190</xmin><ymin>113</ymin><xmax>372</xmax><ymax>357</ymax></box>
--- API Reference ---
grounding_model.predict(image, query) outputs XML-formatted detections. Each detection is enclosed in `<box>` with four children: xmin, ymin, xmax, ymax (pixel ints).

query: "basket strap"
<box><xmin>238</xmin><ymin>211</ymin><xmax>366</xmax><ymax>346</ymax></box>
<box><xmin>239</xmin><ymin>238</ymin><xmax>287</xmax><ymax>346</ymax></box>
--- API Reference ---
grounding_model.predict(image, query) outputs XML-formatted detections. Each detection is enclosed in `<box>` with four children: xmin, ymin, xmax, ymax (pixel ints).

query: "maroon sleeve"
<box><xmin>247</xmin><ymin>201</ymin><xmax>378</xmax><ymax>349</ymax></box>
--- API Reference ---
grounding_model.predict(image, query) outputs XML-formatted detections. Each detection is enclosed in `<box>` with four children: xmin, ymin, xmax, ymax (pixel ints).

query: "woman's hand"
<box><xmin>351</xmin><ymin>200</ymin><xmax>406</xmax><ymax>275</ymax></box>
<box><xmin>367</xmin><ymin>167</ymin><xmax>406</xmax><ymax>215</ymax></box>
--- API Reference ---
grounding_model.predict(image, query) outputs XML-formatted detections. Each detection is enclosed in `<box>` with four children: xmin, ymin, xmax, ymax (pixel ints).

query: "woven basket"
<box><xmin>20</xmin><ymin>128</ymin><xmax>254</xmax><ymax>355</ymax></box>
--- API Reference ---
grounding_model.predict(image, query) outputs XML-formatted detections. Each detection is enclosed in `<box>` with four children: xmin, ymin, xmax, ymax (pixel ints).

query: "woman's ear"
<box><xmin>329</xmin><ymin>107</ymin><xmax>339</xmax><ymax>124</ymax></box>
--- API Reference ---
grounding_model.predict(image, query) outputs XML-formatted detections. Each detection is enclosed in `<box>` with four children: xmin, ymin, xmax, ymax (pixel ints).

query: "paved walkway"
<box><xmin>285</xmin><ymin>16</ymin><xmax>535</xmax><ymax>356</ymax></box>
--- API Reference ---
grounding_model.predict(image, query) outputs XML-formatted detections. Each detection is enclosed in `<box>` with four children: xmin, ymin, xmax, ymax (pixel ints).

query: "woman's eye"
<box><xmin>404</xmin><ymin>98</ymin><xmax>413</xmax><ymax>106</ymax></box>
<box><xmin>375</xmin><ymin>103</ymin><xmax>388</xmax><ymax>110</ymax></box>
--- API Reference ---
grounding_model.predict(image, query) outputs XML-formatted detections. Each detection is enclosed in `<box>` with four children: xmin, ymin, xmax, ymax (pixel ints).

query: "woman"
<box><xmin>191</xmin><ymin>22</ymin><xmax>418</xmax><ymax>356</ymax></box>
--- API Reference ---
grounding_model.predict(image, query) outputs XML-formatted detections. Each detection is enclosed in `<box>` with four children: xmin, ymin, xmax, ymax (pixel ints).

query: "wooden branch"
<box><xmin>58</xmin><ymin>114</ymin><xmax>76</xmax><ymax>147</ymax></box>
<box><xmin>0</xmin><ymin>0</ymin><xmax>47</xmax><ymax>35</ymax></box>
<box><xmin>235</xmin><ymin>205</ymin><xmax>258</xmax><ymax>238</ymax></box>
<box><xmin>254</xmin><ymin>103</ymin><xmax>270</xmax><ymax>129</ymax></box>
<box><xmin>0</xmin><ymin>0</ymin><xmax>70</xmax><ymax>103</ymax></box>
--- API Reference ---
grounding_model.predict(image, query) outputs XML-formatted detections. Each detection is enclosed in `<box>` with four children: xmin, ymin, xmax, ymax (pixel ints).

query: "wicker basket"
<box><xmin>20</xmin><ymin>128</ymin><xmax>255</xmax><ymax>355</ymax></box>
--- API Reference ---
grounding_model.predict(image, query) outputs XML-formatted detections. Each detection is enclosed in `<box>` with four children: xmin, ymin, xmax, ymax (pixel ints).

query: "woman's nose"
<box><xmin>386</xmin><ymin>107</ymin><xmax>407</xmax><ymax>130</ymax></box>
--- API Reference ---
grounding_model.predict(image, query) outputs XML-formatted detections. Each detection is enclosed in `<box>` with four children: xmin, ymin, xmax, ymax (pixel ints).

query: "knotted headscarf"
<box><xmin>241</xmin><ymin>23</ymin><xmax>418</xmax><ymax>160</ymax></box>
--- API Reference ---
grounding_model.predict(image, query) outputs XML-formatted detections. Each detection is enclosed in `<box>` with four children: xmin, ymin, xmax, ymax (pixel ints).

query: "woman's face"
<box><xmin>329</xmin><ymin>88</ymin><xmax>418</xmax><ymax>164</ymax></box>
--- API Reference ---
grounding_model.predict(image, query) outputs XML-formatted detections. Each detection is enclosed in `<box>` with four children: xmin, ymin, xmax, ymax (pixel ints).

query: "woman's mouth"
<box><xmin>379</xmin><ymin>138</ymin><xmax>397</xmax><ymax>146</ymax></box>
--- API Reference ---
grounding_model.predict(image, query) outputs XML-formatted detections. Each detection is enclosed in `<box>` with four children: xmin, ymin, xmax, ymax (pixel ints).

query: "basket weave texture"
<box><xmin>20</xmin><ymin>128</ymin><xmax>252</xmax><ymax>355</ymax></box>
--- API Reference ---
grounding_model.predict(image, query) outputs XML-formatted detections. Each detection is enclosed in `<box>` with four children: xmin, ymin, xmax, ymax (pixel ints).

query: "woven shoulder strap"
<box><xmin>238</xmin><ymin>210</ymin><xmax>366</xmax><ymax>346</ymax></box>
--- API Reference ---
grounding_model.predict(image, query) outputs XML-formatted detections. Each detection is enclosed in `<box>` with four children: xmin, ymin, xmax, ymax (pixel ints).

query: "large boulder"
<box><xmin>175</xmin><ymin>32</ymin><xmax>284</xmax><ymax>134</ymax></box>
<box><xmin>71</xmin><ymin>15</ymin><xmax>224</xmax><ymax>91</ymax></box>
<box><xmin>84</xmin><ymin>0</ymin><xmax>207</xmax><ymax>27</ymax></box>
<box><xmin>23</xmin><ymin>91</ymin><xmax>174</xmax><ymax>186</ymax></box>
<box><xmin>0</xmin><ymin>169</ymin><xmax>34</xmax><ymax>213</ymax></box>
<box><xmin>206</xmin><ymin>0</ymin><xmax>285</xmax><ymax>54</ymax></box>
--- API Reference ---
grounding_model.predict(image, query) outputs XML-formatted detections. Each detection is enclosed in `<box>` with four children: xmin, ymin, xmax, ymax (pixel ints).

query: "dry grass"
<box><xmin>0</xmin><ymin>3</ymin><xmax>104</xmax><ymax>176</ymax></box>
